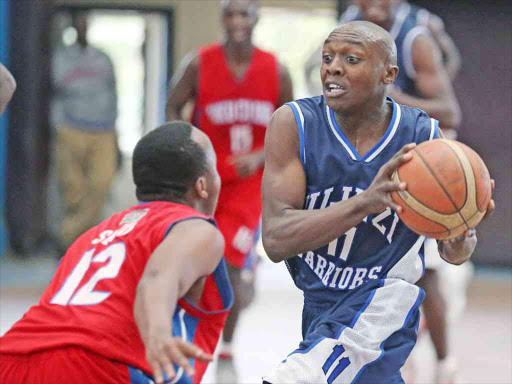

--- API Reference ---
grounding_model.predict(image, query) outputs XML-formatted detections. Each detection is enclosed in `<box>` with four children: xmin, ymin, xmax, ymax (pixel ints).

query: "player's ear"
<box><xmin>194</xmin><ymin>176</ymin><xmax>209</xmax><ymax>200</ymax></box>
<box><xmin>383</xmin><ymin>64</ymin><xmax>399</xmax><ymax>85</ymax></box>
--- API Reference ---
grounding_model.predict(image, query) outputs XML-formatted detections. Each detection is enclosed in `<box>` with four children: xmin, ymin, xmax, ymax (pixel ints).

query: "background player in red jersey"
<box><xmin>166</xmin><ymin>0</ymin><xmax>293</xmax><ymax>382</ymax></box>
<box><xmin>0</xmin><ymin>121</ymin><xmax>233</xmax><ymax>384</ymax></box>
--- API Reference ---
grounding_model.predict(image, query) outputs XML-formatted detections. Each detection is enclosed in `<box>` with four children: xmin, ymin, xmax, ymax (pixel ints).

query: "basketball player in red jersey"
<box><xmin>0</xmin><ymin>121</ymin><xmax>234</xmax><ymax>384</ymax></box>
<box><xmin>166</xmin><ymin>1</ymin><xmax>293</xmax><ymax>382</ymax></box>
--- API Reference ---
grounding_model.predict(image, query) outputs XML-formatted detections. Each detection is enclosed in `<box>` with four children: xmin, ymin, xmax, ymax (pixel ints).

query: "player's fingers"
<box><xmin>178</xmin><ymin>339</ymin><xmax>213</xmax><ymax>361</ymax></box>
<box><xmin>396</xmin><ymin>142</ymin><xmax>416</xmax><ymax>156</ymax></box>
<box><xmin>443</xmin><ymin>229</ymin><xmax>477</xmax><ymax>244</ymax></box>
<box><xmin>382</xmin><ymin>180</ymin><xmax>406</xmax><ymax>193</ymax></box>
<box><xmin>385</xmin><ymin>196</ymin><xmax>403</xmax><ymax>213</ymax></box>
<box><xmin>382</xmin><ymin>149</ymin><xmax>414</xmax><ymax>176</ymax></box>
<box><xmin>491</xmin><ymin>178</ymin><xmax>495</xmax><ymax>191</ymax></box>
<box><xmin>166</xmin><ymin>342</ymin><xmax>194</xmax><ymax>378</ymax></box>
<box><xmin>156</xmin><ymin>353</ymin><xmax>175</xmax><ymax>383</ymax></box>
<box><xmin>149</xmin><ymin>360</ymin><xmax>165</xmax><ymax>384</ymax></box>
<box><xmin>466</xmin><ymin>229</ymin><xmax>476</xmax><ymax>237</ymax></box>
<box><xmin>483</xmin><ymin>199</ymin><xmax>495</xmax><ymax>220</ymax></box>
<box><xmin>163</xmin><ymin>362</ymin><xmax>177</xmax><ymax>383</ymax></box>
<box><xmin>393</xmin><ymin>181</ymin><xmax>407</xmax><ymax>191</ymax></box>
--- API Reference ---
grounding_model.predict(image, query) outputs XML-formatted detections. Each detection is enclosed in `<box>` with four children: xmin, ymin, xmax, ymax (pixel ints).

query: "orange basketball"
<box><xmin>391</xmin><ymin>139</ymin><xmax>491</xmax><ymax>240</ymax></box>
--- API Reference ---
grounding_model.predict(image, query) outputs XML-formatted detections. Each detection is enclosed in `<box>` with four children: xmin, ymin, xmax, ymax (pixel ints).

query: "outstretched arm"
<box><xmin>0</xmin><ymin>63</ymin><xmax>16</xmax><ymax>116</ymax></box>
<box><xmin>134</xmin><ymin>219</ymin><xmax>224</xmax><ymax>383</ymax></box>
<box><xmin>261</xmin><ymin>105</ymin><xmax>416</xmax><ymax>262</ymax></box>
<box><xmin>165</xmin><ymin>52</ymin><xmax>198</xmax><ymax>121</ymax></box>
<box><xmin>388</xmin><ymin>33</ymin><xmax>461</xmax><ymax>129</ymax></box>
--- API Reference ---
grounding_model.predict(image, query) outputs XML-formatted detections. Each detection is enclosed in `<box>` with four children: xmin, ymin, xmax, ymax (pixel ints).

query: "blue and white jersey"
<box><xmin>286</xmin><ymin>96</ymin><xmax>439</xmax><ymax>304</ymax></box>
<box><xmin>338</xmin><ymin>3</ymin><xmax>431</xmax><ymax>97</ymax></box>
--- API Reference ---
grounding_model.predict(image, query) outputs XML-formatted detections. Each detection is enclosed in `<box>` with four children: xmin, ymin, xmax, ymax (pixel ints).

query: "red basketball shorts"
<box><xmin>215</xmin><ymin>180</ymin><xmax>262</xmax><ymax>269</ymax></box>
<box><xmin>0</xmin><ymin>347</ymin><xmax>136</xmax><ymax>384</ymax></box>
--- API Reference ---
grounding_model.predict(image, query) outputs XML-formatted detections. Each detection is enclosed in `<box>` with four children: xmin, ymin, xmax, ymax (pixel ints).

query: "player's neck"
<box><xmin>223</xmin><ymin>41</ymin><xmax>254</xmax><ymax>63</ymax></box>
<box><xmin>372</xmin><ymin>18</ymin><xmax>394</xmax><ymax>33</ymax></box>
<box><xmin>334</xmin><ymin>98</ymin><xmax>391</xmax><ymax>139</ymax></box>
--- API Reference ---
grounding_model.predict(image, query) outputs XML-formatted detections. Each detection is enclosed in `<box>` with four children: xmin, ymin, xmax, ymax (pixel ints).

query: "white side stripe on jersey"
<box><xmin>429</xmin><ymin>118</ymin><xmax>439</xmax><ymax>140</ymax></box>
<box><xmin>169</xmin><ymin>309</ymin><xmax>187</xmax><ymax>384</ymax></box>
<box><xmin>390</xmin><ymin>2</ymin><xmax>411</xmax><ymax>39</ymax></box>
<box><xmin>289</xmin><ymin>102</ymin><xmax>306</xmax><ymax>164</ymax></box>
<box><xmin>403</xmin><ymin>25</ymin><xmax>429</xmax><ymax>79</ymax></box>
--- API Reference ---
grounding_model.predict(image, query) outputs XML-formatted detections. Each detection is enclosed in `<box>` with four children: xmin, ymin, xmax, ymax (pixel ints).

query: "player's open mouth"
<box><xmin>325</xmin><ymin>83</ymin><xmax>347</xmax><ymax>97</ymax></box>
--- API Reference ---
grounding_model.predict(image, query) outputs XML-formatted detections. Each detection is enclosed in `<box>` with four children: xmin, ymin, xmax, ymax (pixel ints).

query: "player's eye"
<box><xmin>323</xmin><ymin>55</ymin><xmax>332</xmax><ymax>63</ymax></box>
<box><xmin>346</xmin><ymin>56</ymin><xmax>360</xmax><ymax>64</ymax></box>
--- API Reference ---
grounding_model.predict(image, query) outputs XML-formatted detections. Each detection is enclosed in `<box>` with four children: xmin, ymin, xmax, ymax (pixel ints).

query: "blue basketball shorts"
<box><xmin>263</xmin><ymin>278</ymin><xmax>425</xmax><ymax>384</ymax></box>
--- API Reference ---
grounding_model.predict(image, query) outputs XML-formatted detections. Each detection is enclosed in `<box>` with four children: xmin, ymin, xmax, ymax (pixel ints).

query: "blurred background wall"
<box><xmin>1</xmin><ymin>0</ymin><xmax>510</xmax><ymax>267</ymax></box>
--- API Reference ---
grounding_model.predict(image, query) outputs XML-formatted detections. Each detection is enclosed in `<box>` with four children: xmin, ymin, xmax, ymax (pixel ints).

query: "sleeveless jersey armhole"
<box><xmin>163</xmin><ymin>216</ymin><xmax>216</xmax><ymax>241</ymax></box>
<box><xmin>429</xmin><ymin>118</ymin><xmax>440</xmax><ymax>140</ymax></box>
<box><xmin>287</xmin><ymin>102</ymin><xmax>306</xmax><ymax>165</ymax></box>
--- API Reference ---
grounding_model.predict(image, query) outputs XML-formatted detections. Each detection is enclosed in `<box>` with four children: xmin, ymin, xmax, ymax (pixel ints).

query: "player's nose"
<box><xmin>325</xmin><ymin>57</ymin><xmax>344</xmax><ymax>76</ymax></box>
<box><xmin>231</xmin><ymin>13</ymin><xmax>247</xmax><ymax>28</ymax></box>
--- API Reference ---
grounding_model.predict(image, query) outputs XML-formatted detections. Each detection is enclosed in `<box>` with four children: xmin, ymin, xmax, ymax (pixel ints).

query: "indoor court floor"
<box><xmin>0</xmin><ymin>254</ymin><xmax>510</xmax><ymax>384</ymax></box>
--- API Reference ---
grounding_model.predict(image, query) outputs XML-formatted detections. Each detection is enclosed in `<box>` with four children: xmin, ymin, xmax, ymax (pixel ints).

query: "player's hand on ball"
<box><xmin>440</xmin><ymin>228</ymin><xmax>477</xmax><ymax>265</ymax></box>
<box><xmin>440</xmin><ymin>179</ymin><xmax>494</xmax><ymax>263</ymax></box>
<box><xmin>146</xmin><ymin>333</ymin><xmax>213</xmax><ymax>383</ymax></box>
<box><xmin>482</xmin><ymin>179</ymin><xmax>496</xmax><ymax>221</ymax></box>
<box><xmin>364</xmin><ymin>143</ymin><xmax>416</xmax><ymax>214</ymax></box>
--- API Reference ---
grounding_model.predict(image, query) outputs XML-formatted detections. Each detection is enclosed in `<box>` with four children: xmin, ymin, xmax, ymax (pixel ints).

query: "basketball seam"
<box><xmin>413</xmin><ymin>146</ymin><xmax>469</xmax><ymax>229</ymax></box>
<box><xmin>393</xmin><ymin>172</ymin><xmax>450</xmax><ymax>236</ymax></box>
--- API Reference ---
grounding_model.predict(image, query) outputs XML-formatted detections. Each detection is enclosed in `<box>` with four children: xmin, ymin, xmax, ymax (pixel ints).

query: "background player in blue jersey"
<box><xmin>261</xmin><ymin>21</ymin><xmax>494</xmax><ymax>384</ymax></box>
<box><xmin>305</xmin><ymin>0</ymin><xmax>461</xmax><ymax>138</ymax></box>
<box><xmin>332</xmin><ymin>0</ymin><xmax>461</xmax><ymax>81</ymax></box>
<box><xmin>346</xmin><ymin>2</ymin><xmax>464</xmax><ymax>381</ymax></box>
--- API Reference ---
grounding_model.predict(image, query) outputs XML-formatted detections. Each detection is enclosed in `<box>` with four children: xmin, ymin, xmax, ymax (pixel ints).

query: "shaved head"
<box><xmin>321</xmin><ymin>20</ymin><xmax>399</xmax><ymax>112</ymax></box>
<box><xmin>326</xmin><ymin>21</ymin><xmax>397</xmax><ymax>66</ymax></box>
<box><xmin>221</xmin><ymin>0</ymin><xmax>259</xmax><ymax>15</ymax></box>
<box><xmin>221</xmin><ymin>0</ymin><xmax>259</xmax><ymax>44</ymax></box>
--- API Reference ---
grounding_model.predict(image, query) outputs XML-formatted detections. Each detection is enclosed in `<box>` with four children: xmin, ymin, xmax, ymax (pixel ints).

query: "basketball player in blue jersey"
<box><xmin>336</xmin><ymin>0</ymin><xmax>461</xmax><ymax>81</ymax></box>
<box><xmin>261</xmin><ymin>21</ymin><xmax>494</xmax><ymax>384</ymax></box>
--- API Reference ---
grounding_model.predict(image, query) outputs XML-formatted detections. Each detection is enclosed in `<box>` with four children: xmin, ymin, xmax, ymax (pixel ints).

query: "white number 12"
<box><xmin>50</xmin><ymin>243</ymin><xmax>126</xmax><ymax>306</ymax></box>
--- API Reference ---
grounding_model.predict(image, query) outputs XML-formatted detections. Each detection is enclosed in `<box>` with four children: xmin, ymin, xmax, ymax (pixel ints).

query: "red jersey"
<box><xmin>0</xmin><ymin>201</ymin><xmax>233</xmax><ymax>384</ymax></box>
<box><xmin>192</xmin><ymin>44</ymin><xmax>279</xmax><ymax>268</ymax></box>
<box><xmin>192</xmin><ymin>43</ymin><xmax>279</xmax><ymax>187</ymax></box>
